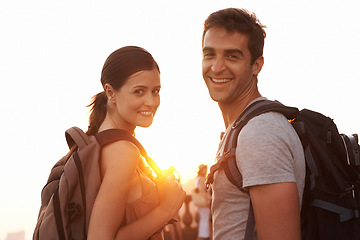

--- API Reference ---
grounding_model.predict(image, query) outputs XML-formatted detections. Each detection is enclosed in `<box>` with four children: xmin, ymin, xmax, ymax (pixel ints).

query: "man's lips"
<box><xmin>210</xmin><ymin>77</ymin><xmax>233</xmax><ymax>83</ymax></box>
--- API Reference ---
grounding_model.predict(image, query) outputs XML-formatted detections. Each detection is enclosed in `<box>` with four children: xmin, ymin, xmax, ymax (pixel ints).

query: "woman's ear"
<box><xmin>104</xmin><ymin>84</ymin><xmax>116</xmax><ymax>103</ymax></box>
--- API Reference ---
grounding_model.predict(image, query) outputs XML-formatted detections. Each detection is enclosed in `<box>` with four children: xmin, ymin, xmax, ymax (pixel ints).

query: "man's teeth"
<box><xmin>212</xmin><ymin>78</ymin><xmax>232</xmax><ymax>83</ymax></box>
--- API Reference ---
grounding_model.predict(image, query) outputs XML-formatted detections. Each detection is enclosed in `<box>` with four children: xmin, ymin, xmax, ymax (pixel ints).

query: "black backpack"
<box><xmin>206</xmin><ymin>100</ymin><xmax>360</xmax><ymax>240</ymax></box>
<box><xmin>33</xmin><ymin>127</ymin><xmax>165</xmax><ymax>240</ymax></box>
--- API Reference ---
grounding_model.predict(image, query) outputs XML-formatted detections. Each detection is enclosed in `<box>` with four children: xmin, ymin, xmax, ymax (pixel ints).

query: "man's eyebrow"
<box><xmin>224</xmin><ymin>49</ymin><xmax>244</xmax><ymax>56</ymax></box>
<box><xmin>202</xmin><ymin>47</ymin><xmax>244</xmax><ymax>57</ymax></box>
<box><xmin>202</xmin><ymin>47</ymin><xmax>214</xmax><ymax>52</ymax></box>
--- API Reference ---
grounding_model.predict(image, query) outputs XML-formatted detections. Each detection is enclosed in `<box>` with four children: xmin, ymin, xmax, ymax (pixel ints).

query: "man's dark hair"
<box><xmin>203</xmin><ymin>8</ymin><xmax>266</xmax><ymax>65</ymax></box>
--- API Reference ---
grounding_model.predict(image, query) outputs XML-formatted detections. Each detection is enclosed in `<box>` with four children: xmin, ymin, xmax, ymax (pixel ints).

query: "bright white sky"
<box><xmin>1</xmin><ymin>0</ymin><xmax>359</xmax><ymax>239</ymax></box>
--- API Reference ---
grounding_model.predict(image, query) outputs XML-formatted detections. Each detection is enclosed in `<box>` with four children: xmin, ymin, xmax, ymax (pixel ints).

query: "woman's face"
<box><xmin>112</xmin><ymin>69</ymin><xmax>161</xmax><ymax>129</ymax></box>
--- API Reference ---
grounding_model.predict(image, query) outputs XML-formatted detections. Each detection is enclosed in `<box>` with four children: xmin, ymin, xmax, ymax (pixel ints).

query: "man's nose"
<box><xmin>211</xmin><ymin>57</ymin><xmax>226</xmax><ymax>73</ymax></box>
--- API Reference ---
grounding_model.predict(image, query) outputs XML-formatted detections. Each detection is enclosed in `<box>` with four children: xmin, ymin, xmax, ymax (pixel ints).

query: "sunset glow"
<box><xmin>1</xmin><ymin>1</ymin><xmax>360</xmax><ymax>239</ymax></box>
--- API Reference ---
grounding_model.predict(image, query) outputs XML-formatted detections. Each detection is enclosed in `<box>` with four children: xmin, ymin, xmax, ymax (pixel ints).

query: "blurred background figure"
<box><xmin>195</xmin><ymin>164</ymin><xmax>212</xmax><ymax>240</ymax></box>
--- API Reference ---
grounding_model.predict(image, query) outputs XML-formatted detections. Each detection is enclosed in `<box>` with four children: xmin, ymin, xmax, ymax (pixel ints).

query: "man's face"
<box><xmin>202</xmin><ymin>27</ymin><xmax>262</xmax><ymax>105</ymax></box>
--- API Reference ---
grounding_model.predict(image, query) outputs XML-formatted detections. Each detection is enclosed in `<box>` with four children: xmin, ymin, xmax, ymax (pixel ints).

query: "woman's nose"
<box><xmin>145</xmin><ymin>94</ymin><xmax>157</xmax><ymax>107</ymax></box>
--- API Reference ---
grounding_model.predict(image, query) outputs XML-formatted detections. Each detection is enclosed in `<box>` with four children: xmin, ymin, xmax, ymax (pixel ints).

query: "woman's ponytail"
<box><xmin>86</xmin><ymin>91</ymin><xmax>107</xmax><ymax>136</ymax></box>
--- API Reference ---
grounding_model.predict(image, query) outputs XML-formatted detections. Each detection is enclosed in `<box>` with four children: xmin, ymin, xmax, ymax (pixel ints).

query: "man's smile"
<box><xmin>210</xmin><ymin>77</ymin><xmax>233</xmax><ymax>83</ymax></box>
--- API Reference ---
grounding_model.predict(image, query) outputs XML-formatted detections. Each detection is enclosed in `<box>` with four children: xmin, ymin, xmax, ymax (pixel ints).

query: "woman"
<box><xmin>86</xmin><ymin>46</ymin><xmax>186</xmax><ymax>240</ymax></box>
<box><xmin>195</xmin><ymin>164</ymin><xmax>212</xmax><ymax>240</ymax></box>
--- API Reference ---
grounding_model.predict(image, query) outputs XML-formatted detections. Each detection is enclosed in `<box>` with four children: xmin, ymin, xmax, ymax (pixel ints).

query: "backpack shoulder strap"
<box><xmin>206</xmin><ymin>100</ymin><xmax>300</xmax><ymax>189</ymax></box>
<box><xmin>95</xmin><ymin>129</ymin><xmax>164</xmax><ymax>180</ymax></box>
<box><xmin>232</xmin><ymin>99</ymin><xmax>298</xmax><ymax>130</ymax></box>
<box><xmin>224</xmin><ymin>100</ymin><xmax>299</xmax><ymax>188</ymax></box>
<box><xmin>95</xmin><ymin>129</ymin><xmax>143</xmax><ymax>149</ymax></box>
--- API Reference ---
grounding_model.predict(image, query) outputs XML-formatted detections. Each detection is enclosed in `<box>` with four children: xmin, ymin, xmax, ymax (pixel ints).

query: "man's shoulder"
<box><xmin>238</xmin><ymin>110</ymin><xmax>300</xmax><ymax>150</ymax></box>
<box><xmin>245</xmin><ymin>111</ymin><xmax>291</xmax><ymax>133</ymax></box>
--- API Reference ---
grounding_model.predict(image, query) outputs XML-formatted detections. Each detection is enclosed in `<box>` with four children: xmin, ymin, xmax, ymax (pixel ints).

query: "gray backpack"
<box><xmin>33</xmin><ymin>127</ymin><xmax>163</xmax><ymax>240</ymax></box>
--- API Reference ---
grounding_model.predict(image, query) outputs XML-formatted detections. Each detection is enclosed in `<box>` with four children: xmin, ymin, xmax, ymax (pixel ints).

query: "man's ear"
<box><xmin>104</xmin><ymin>83</ymin><xmax>116</xmax><ymax>103</ymax></box>
<box><xmin>252</xmin><ymin>56</ymin><xmax>264</xmax><ymax>76</ymax></box>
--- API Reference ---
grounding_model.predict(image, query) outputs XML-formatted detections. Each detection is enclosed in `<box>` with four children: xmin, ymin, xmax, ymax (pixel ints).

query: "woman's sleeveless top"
<box><xmin>122</xmin><ymin>168</ymin><xmax>163</xmax><ymax>240</ymax></box>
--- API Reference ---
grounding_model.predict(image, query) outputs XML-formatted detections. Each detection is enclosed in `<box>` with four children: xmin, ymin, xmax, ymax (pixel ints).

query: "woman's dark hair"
<box><xmin>202</xmin><ymin>8</ymin><xmax>266</xmax><ymax>65</ymax></box>
<box><xmin>87</xmin><ymin>46</ymin><xmax>160</xmax><ymax>135</ymax></box>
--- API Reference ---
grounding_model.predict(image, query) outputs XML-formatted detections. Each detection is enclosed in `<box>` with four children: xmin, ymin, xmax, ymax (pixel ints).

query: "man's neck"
<box><xmin>219</xmin><ymin>91</ymin><xmax>262</xmax><ymax>129</ymax></box>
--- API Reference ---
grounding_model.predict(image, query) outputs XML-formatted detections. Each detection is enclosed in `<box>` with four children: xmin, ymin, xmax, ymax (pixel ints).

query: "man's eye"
<box><xmin>153</xmin><ymin>89</ymin><xmax>160</xmax><ymax>95</ymax></box>
<box><xmin>135</xmin><ymin>89</ymin><xmax>144</xmax><ymax>94</ymax></box>
<box><xmin>203</xmin><ymin>52</ymin><xmax>215</xmax><ymax>58</ymax></box>
<box><xmin>227</xmin><ymin>54</ymin><xmax>238</xmax><ymax>59</ymax></box>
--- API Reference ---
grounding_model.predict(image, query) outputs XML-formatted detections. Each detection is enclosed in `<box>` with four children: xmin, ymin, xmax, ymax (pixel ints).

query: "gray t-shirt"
<box><xmin>212</xmin><ymin>98</ymin><xmax>306</xmax><ymax>240</ymax></box>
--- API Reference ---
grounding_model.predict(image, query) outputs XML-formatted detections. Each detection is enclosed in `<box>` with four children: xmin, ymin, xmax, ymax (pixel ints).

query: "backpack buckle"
<box><xmin>206</xmin><ymin>148</ymin><xmax>237</xmax><ymax>189</ymax></box>
<box><xmin>66</xmin><ymin>202</ymin><xmax>82</xmax><ymax>219</ymax></box>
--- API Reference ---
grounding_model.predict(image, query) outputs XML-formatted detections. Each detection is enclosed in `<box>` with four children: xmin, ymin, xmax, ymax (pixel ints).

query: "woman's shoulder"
<box><xmin>101</xmin><ymin>140</ymin><xmax>141</xmax><ymax>168</ymax></box>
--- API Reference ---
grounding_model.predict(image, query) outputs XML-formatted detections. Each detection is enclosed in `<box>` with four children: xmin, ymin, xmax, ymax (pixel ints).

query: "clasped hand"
<box><xmin>156</xmin><ymin>174</ymin><xmax>186</xmax><ymax>218</ymax></box>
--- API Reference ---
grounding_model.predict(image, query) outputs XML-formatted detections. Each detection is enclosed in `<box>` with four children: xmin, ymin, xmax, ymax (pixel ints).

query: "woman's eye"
<box><xmin>135</xmin><ymin>89</ymin><xmax>144</xmax><ymax>94</ymax></box>
<box><xmin>153</xmin><ymin>89</ymin><xmax>160</xmax><ymax>95</ymax></box>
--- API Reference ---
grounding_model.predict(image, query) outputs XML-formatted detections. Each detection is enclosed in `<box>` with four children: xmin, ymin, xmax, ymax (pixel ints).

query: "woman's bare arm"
<box><xmin>88</xmin><ymin>140</ymin><xmax>185</xmax><ymax>240</ymax></box>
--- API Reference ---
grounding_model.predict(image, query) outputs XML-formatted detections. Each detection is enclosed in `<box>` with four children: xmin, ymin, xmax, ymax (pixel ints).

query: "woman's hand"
<box><xmin>156</xmin><ymin>175</ymin><xmax>186</xmax><ymax>218</ymax></box>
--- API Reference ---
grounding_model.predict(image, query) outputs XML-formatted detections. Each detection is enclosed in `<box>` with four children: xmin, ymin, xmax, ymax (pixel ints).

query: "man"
<box><xmin>202</xmin><ymin>8</ymin><xmax>306</xmax><ymax>240</ymax></box>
